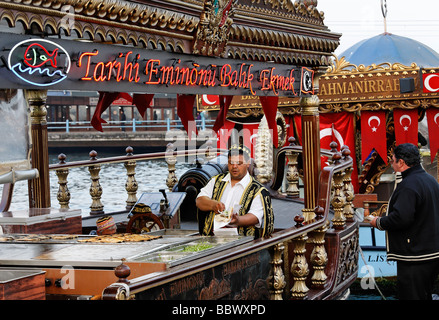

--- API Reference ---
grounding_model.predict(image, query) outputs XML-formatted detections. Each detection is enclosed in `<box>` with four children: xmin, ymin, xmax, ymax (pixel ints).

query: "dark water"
<box><xmin>348</xmin><ymin>292</ymin><xmax>396</xmax><ymax>300</ymax></box>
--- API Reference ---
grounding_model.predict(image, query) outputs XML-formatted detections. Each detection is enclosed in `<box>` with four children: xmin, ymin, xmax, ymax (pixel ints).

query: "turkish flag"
<box><xmin>177</xmin><ymin>94</ymin><xmax>197</xmax><ymax>137</ymax></box>
<box><xmin>361</xmin><ymin>111</ymin><xmax>387</xmax><ymax>164</ymax></box>
<box><xmin>294</xmin><ymin>112</ymin><xmax>359</xmax><ymax>192</ymax></box>
<box><xmin>393</xmin><ymin>109</ymin><xmax>418</xmax><ymax>146</ymax></box>
<box><xmin>201</xmin><ymin>94</ymin><xmax>220</xmax><ymax>106</ymax></box>
<box><xmin>423</xmin><ymin>73</ymin><xmax>439</xmax><ymax>93</ymax></box>
<box><xmin>427</xmin><ymin>108</ymin><xmax>439</xmax><ymax>163</ymax></box>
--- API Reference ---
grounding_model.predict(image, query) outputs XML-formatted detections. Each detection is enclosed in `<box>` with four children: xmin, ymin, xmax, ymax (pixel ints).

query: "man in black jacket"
<box><xmin>367</xmin><ymin>143</ymin><xmax>439</xmax><ymax>299</ymax></box>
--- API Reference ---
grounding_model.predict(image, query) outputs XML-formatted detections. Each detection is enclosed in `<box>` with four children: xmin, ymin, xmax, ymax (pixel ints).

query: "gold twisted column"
<box><xmin>331</xmin><ymin>168</ymin><xmax>346</xmax><ymax>230</ymax></box>
<box><xmin>55</xmin><ymin>153</ymin><xmax>70</xmax><ymax>209</ymax></box>
<box><xmin>285</xmin><ymin>148</ymin><xmax>300</xmax><ymax>198</ymax></box>
<box><xmin>165</xmin><ymin>143</ymin><xmax>178</xmax><ymax>191</ymax></box>
<box><xmin>124</xmin><ymin>147</ymin><xmax>138</xmax><ymax>210</ymax></box>
<box><xmin>88</xmin><ymin>150</ymin><xmax>104</xmax><ymax>215</ymax></box>
<box><xmin>269</xmin><ymin>242</ymin><xmax>286</xmax><ymax>300</ymax></box>
<box><xmin>343</xmin><ymin>166</ymin><xmax>355</xmax><ymax>222</ymax></box>
<box><xmin>26</xmin><ymin>89</ymin><xmax>50</xmax><ymax>208</ymax></box>
<box><xmin>290</xmin><ymin>234</ymin><xmax>309</xmax><ymax>300</ymax></box>
<box><xmin>310</xmin><ymin>220</ymin><xmax>329</xmax><ymax>288</ymax></box>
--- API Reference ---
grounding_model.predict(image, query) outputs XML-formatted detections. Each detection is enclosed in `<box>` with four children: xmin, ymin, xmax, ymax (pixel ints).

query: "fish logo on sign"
<box><xmin>8</xmin><ymin>39</ymin><xmax>71</xmax><ymax>87</ymax></box>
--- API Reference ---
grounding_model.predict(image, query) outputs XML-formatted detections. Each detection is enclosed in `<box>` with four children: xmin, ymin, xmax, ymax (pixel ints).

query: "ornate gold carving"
<box><xmin>0</xmin><ymin>0</ymin><xmax>340</xmax><ymax>66</ymax></box>
<box><xmin>299</xmin><ymin>95</ymin><xmax>320</xmax><ymax>115</ymax></box>
<box><xmin>331</xmin><ymin>169</ymin><xmax>346</xmax><ymax>230</ymax></box>
<box><xmin>0</xmin><ymin>0</ymin><xmax>198</xmax><ymax>52</ymax></box>
<box><xmin>285</xmin><ymin>149</ymin><xmax>300</xmax><ymax>198</ymax></box>
<box><xmin>336</xmin><ymin>229</ymin><xmax>359</xmax><ymax>286</ymax></box>
<box><xmin>326</xmin><ymin>56</ymin><xmax>419</xmax><ymax>75</ymax></box>
<box><xmin>88</xmin><ymin>151</ymin><xmax>104</xmax><ymax>215</ymax></box>
<box><xmin>343</xmin><ymin>166</ymin><xmax>355</xmax><ymax>221</ymax></box>
<box><xmin>55</xmin><ymin>154</ymin><xmax>70</xmax><ymax>209</ymax></box>
<box><xmin>26</xmin><ymin>89</ymin><xmax>48</xmax><ymax>125</ymax></box>
<box><xmin>165</xmin><ymin>143</ymin><xmax>178</xmax><ymax>191</ymax></box>
<box><xmin>124</xmin><ymin>157</ymin><xmax>138</xmax><ymax>210</ymax></box>
<box><xmin>268</xmin><ymin>242</ymin><xmax>286</xmax><ymax>300</ymax></box>
<box><xmin>193</xmin><ymin>0</ymin><xmax>236</xmax><ymax>57</ymax></box>
<box><xmin>254</xmin><ymin>114</ymin><xmax>273</xmax><ymax>184</ymax></box>
<box><xmin>290</xmin><ymin>234</ymin><xmax>309</xmax><ymax>300</ymax></box>
<box><xmin>309</xmin><ymin>220</ymin><xmax>329</xmax><ymax>289</ymax></box>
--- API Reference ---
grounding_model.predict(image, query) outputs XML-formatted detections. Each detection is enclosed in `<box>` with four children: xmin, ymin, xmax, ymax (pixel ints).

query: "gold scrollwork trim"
<box><xmin>318</xmin><ymin>99</ymin><xmax>439</xmax><ymax>113</ymax></box>
<box><xmin>325</xmin><ymin>56</ymin><xmax>419</xmax><ymax>76</ymax></box>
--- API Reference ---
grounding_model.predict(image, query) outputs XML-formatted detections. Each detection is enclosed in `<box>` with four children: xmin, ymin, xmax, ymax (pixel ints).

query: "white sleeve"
<box><xmin>197</xmin><ymin>177</ymin><xmax>216</xmax><ymax>199</ymax></box>
<box><xmin>248</xmin><ymin>193</ymin><xmax>264</xmax><ymax>228</ymax></box>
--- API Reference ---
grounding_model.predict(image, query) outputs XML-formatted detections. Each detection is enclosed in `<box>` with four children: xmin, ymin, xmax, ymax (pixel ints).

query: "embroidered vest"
<box><xmin>198</xmin><ymin>173</ymin><xmax>274</xmax><ymax>239</ymax></box>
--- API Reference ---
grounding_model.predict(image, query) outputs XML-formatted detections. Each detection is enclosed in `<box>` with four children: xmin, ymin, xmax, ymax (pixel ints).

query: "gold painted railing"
<box><xmin>101</xmin><ymin>142</ymin><xmax>357</xmax><ymax>300</ymax></box>
<box><xmin>47</xmin><ymin>143</ymin><xmax>222</xmax><ymax>215</ymax></box>
<box><xmin>0</xmin><ymin>137</ymin><xmax>357</xmax><ymax>300</ymax></box>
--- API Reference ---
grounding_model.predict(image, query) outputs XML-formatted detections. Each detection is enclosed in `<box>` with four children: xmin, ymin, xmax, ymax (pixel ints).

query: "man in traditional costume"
<box><xmin>196</xmin><ymin>144</ymin><xmax>274</xmax><ymax>239</ymax></box>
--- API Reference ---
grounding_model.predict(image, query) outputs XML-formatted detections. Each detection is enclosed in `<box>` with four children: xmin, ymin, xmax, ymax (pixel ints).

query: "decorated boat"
<box><xmin>0</xmin><ymin>0</ymin><xmax>362</xmax><ymax>300</ymax></box>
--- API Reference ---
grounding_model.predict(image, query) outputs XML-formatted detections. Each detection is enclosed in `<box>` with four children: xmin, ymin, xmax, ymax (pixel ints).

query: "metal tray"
<box><xmin>128</xmin><ymin>235</ymin><xmax>253</xmax><ymax>267</ymax></box>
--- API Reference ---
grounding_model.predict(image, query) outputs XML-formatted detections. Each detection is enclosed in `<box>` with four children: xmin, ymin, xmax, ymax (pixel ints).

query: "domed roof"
<box><xmin>339</xmin><ymin>33</ymin><xmax>439</xmax><ymax>68</ymax></box>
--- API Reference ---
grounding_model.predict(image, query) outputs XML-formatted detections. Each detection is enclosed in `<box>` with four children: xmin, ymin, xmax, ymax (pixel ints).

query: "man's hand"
<box><xmin>228</xmin><ymin>212</ymin><xmax>258</xmax><ymax>227</ymax></box>
<box><xmin>365</xmin><ymin>215</ymin><xmax>378</xmax><ymax>228</ymax></box>
<box><xmin>212</xmin><ymin>200</ymin><xmax>226</xmax><ymax>214</ymax></box>
<box><xmin>196</xmin><ymin>196</ymin><xmax>225</xmax><ymax>213</ymax></box>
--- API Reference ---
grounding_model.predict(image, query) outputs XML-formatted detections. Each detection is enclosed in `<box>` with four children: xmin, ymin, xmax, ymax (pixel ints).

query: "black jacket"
<box><xmin>376</xmin><ymin>164</ymin><xmax>439</xmax><ymax>262</ymax></box>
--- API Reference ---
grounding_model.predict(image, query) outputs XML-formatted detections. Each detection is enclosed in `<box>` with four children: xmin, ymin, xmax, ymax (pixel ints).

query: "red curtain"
<box><xmin>176</xmin><ymin>94</ymin><xmax>197</xmax><ymax>136</ymax></box>
<box><xmin>91</xmin><ymin>92</ymin><xmax>154</xmax><ymax>132</ymax></box>
<box><xmin>216</xmin><ymin>120</ymin><xmax>235</xmax><ymax>151</ymax></box>
<box><xmin>212</xmin><ymin>95</ymin><xmax>233</xmax><ymax>133</ymax></box>
<box><xmin>91</xmin><ymin>92</ymin><xmax>133</xmax><ymax>132</ymax></box>
<box><xmin>259</xmin><ymin>96</ymin><xmax>279</xmax><ymax>147</ymax></box>
<box><xmin>361</xmin><ymin>110</ymin><xmax>387</xmax><ymax>164</ymax></box>
<box><xmin>132</xmin><ymin>94</ymin><xmax>154</xmax><ymax>118</ymax></box>
<box><xmin>393</xmin><ymin>108</ymin><xmax>418</xmax><ymax>146</ymax></box>
<box><xmin>242</xmin><ymin>122</ymin><xmax>260</xmax><ymax>158</ymax></box>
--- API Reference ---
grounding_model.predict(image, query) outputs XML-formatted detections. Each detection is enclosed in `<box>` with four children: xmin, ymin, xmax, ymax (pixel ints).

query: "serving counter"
<box><xmin>0</xmin><ymin>229</ymin><xmax>252</xmax><ymax>298</ymax></box>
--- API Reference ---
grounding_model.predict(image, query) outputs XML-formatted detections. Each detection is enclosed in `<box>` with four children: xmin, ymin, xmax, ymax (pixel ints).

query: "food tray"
<box><xmin>128</xmin><ymin>235</ymin><xmax>253</xmax><ymax>267</ymax></box>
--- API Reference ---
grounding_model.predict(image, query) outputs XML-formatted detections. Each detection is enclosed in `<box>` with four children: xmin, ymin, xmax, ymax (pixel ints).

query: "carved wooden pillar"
<box><xmin>309</xmin><ymin>220</ymin><xmax>329</xmax><ymax>288</ymax></box>
<box><xmin>26</xmin><ymin>89</ymin><xmax>50</xmax><ymax>208</ymax></box>
<box><xmin>124</xmin><ymin>147</ymin><xmax>138</xmax><ymax>210</ymax></box>
<box><xmin>55</xmin><ymin>153</ymin><xmax>70</xmax><ymax>209</ymax></box>
<box><xmin>290</xmin><ymin>234</ymin><xmax>309</xmax><ymax>299</ymax></box>
<box><xmin>165</xmin><ymin>143</ymin><xmax>178</xmax><ymax>191</ymax></box>
<box><xmin>299</xmin><ymin>95</ymin><xmax>320</xmax><ymax>222</ymax></box>
<box><xmin>89</xmin><ymin>150</ymin><xmax>104</xmax><ymax>215</ymax></box>
<box><xmin>285</xmin><ymin>137</ymin><xmax>300</xmax><ymax>198</ymax></box>
<box><xmin>268</xmin><ymin>242</ymin><xmax>286</xmax><ymax>300</ymax></box>
<box><xmin>331</xmin><ymin>163</ymin><xmax>346</xmax><ymax>229</ymax></box>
